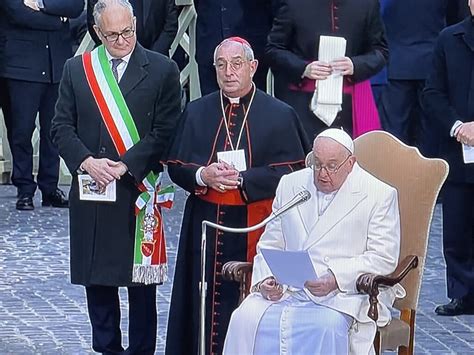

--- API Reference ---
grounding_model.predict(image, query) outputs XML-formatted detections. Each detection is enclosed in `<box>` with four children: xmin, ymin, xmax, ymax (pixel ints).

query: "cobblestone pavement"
<box><xmin>1</xmin><ymin>181</ymin><xmax>474</xmax><ymax>354</ymax></box>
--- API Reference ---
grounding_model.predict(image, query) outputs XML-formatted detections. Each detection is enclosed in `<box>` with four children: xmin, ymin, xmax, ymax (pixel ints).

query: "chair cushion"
<box><xmin>379</xmin><ymin>318</ymin><xmax>410</xmax><ymax>351</ymax></box>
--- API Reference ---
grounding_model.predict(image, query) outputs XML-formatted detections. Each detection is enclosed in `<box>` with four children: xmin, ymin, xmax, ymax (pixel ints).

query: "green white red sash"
<box><xmin>82</xmin><ymin>45</ymin><xmax>174</xmax><ymax>284</ymax></box>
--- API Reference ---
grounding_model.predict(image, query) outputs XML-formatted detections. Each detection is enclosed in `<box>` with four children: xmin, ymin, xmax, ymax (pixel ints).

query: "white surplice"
<box><xmin>223</xmin><ymin>164</ymin><xmax>406</xmax><ymax>355</ymax></box>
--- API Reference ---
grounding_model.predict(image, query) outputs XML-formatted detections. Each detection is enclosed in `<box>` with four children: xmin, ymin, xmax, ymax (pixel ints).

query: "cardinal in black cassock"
<box><xmin>165</xmin><ymin>37</ymin><xmax>310</xmax><ymax>355</ymax></box>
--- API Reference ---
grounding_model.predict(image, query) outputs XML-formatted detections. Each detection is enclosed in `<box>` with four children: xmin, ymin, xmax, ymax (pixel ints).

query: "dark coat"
<box><xmin>422</xmin><ymin>17</ymin><xmax>474</xmax><ymax>183</ymax></box>
<box><xmin>195</xmin><ymin>0</ymin><xmax>280</xmax><ymax>94</ymax></box>
<box><xmin>87</xmin><ymin>0</ymin><xmax>178</xmax><ymax>55</ymax></box>
<box><xmin>0</xmin><ymin>0</ymin><xmax>84</xmax><ymax>83</ymax></box>
<box><xmin>51</xmin><ymin>45</ymin><xmax>182</xmax><ymax>286</ymax></box>
<box><xmin>383</xmin><ymin>0</ymin><xmax>469</xmax><ymax>80</ymax></box>
<box><xmin>165</xmin><ymin>89</ymin><xmax>309</xmax><ymax>355</ymax></box>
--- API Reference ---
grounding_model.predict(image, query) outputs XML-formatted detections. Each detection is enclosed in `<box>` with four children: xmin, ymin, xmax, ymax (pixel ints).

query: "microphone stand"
<box><xmin>198</xmin><ymin>190</ymin><xmax>310</xmax><ymax>355</ymax></box>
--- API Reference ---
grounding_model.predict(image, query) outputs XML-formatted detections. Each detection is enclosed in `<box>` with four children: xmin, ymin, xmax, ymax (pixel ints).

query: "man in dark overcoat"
<box><xmin>51</xmin><ymin>0</ymin><xmax>181</xmax><ymax>352</ymax></box>
<box><xmin>422</xmin><ymin>1</ymin><xmax>474</xmax><ymax>316</ymax></box>
<box><xmin>379</xmin><ymin>0</ymin><xmax>469</xmax><ymax>158</ymax></box>
<box><xmin>87</xmin><ymin>0</ymin><xmax>178</xmax><ymax>55</ymax></box>
<box><xmin>266</xmin><ymin>0</ymin><xmax>388</xmax><ymax>141</ymax></box>
<box><xmin>1</xmin><ymin>0</ymin><xmax>84</xmax><ymax>210</ymax></box>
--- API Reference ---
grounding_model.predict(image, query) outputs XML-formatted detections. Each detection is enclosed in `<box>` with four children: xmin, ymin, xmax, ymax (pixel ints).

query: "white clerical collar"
<box><xmin>223</xmin><ymin>94</ymin><xmax>240</xmax><ymax>104</ymax></box>
<box><xmin>315</xmin><ymin>188</ymin><xmax>338</xmax><ymax>216</ymax></box>
<box><xmin>222</xmin><ymin>83</ymin><xmax>255</xmax><ymax>104</ymax></box>
<box><xmin>104</xmin><ymin>47</ymin><xmax>133</xmax><ymax>65</ymax></box>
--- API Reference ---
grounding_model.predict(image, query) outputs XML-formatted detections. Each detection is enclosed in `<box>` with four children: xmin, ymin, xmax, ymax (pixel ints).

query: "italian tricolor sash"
<box><xmin>82</xmin><ymin>45</ymin><xmax>174</xmax><ymax>284</ymax></box>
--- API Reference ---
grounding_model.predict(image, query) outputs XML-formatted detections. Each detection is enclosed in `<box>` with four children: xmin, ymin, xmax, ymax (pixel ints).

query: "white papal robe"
<box><xmin>223</xmin><ymin>165</ymin><xmax>406</xmax><ymax>355</ymax></box>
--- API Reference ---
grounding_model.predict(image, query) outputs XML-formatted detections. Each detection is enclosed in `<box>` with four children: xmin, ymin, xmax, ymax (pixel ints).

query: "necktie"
<box><xmin>111</xmin><ymin>58</ymin><xmax>123</xmax><ymax>82</ymax></box>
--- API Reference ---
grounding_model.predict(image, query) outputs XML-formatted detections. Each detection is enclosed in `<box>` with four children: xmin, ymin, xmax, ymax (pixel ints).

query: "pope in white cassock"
<box><xmin>223</xmin><ymin>128</ymin><xmax>406</xmax><ymax>354</ymax></box>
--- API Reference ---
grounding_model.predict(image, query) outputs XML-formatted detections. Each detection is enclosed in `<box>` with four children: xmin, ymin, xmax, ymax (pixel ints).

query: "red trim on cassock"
<box><xmin>198</xmin><ymin>190</ymin><xmax>273</xmax><ymax>262</ymax></box>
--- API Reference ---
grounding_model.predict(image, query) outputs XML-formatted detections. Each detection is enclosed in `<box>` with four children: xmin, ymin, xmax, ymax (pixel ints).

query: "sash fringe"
<box><xmin>132</xmin><ymin>264</ymin><xmax>168</xmax><ymax>285</ymax></box>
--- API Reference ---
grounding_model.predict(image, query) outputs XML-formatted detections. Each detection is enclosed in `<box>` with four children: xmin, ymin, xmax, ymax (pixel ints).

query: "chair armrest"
<box><xmin>222</xmin><ymin>261</ymin><xmax>253</xmax><ymax>282</ymax></box>
<box><xmin>222</xmin><ymin>261</ymin><xmax>253</xmax><ymax>304</ymax></box>
<box><xmin>356</xmin><ymin>255</ymin><xmax>419</xmax><ymax>321</ymax></box>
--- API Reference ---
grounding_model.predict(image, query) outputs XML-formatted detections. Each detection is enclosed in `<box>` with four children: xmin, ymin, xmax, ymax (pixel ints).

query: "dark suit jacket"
<box><xmin>422</xmin><ymin>17</ymin><xmax>474</xmax><ymax>183</ymax></box>
<box><xmin>266</xmin><ymin>0</ymin><xmax>388</xmax><ymax>96</ymax></box>
<box><xmin>87</xmin><ymin>0</ymin><xmax>178</xmax><ymax>55</ymax></box>
<box><xmin>0</xmin><ymin>0</ymin><xmax>84</xmax><ymax>83</ymax></box>
<box><xmin>194</xmin><ymin>0</ymin><xmax>279</xmax><ymax>94</ymax></box>
<box><xmin>383</xmin><ymin>0</ymin><xmax>469</xmax><ymax>80</ymax></box>
<box><xmin>51</xmin><ymin>45</ymin><xmax>182</xmax><ymax>286</ymax></box>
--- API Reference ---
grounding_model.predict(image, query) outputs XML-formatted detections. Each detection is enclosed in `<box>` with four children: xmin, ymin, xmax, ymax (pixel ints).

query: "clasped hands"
<box><xmin>455</xmin><ymin>122</ymin><xmax>474</xmax><ymax>147</ymax></box>
<box><xmin>81</xmin><ymin>157</ymin><xmax>128</xmax><ymax>189</ymax></box>
<box><xmin>201</xmin><ymin>161</ymin><xmax>240</xmax><ymax>193</ymax></box>
<box><xmin>258</xmin><ymin>272</ymin><xmax>338</xmax><ymax>301</ymax></box>
<box><xmin>303</xmin><ymin>57</ymin><xmax>354</xmax><ymax>81</ymax></box>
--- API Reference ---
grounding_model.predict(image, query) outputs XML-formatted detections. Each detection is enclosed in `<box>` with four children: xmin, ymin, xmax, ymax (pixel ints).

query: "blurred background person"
<box><xmin>266</xmin><ymin>0</ymin><xmax>388</xmax><ymax>142</ymax></box>
<box><xmin>379</xmin><ymin>0</ymin><xmax>469</xmax><ymax>158</ymax></box>
<box><xmin>0</xmin><ymin>6</ymin><xmax>12</xmax><ymax>151</ymax></box>
<box><xmin>422</xmin><ymin>0</ymin><xmax>474</xmax><ymax>316</ymax></box>
<box><xmin>87</xmin><ymin>0</ymin><xmax>178</xmax><ymax>55</ymax></box>
<box><xmin>195</xmin><ymin>0</ymin><xmax>280</xmax><ymax>95</ymax></box>
<box><xmin>0</xmin><ymin>0</ymin><xmax>84</xmax><ymax>210</ymax></box>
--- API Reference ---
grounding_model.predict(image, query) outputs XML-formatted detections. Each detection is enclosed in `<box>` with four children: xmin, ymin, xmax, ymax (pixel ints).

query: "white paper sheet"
<box><xmin>261</xmin><ymin>248</ymin><xmax>318</xmax><ymax>289</ymax></box>
<box><xmin>217</xmin><ymin>149</ymin><xmax>247</xmax><ymax>171</ymax></box>
<box><xmin>462</xmin><ymin>144</ymin><xmax>474</xmax><ymax>164</ymax></box>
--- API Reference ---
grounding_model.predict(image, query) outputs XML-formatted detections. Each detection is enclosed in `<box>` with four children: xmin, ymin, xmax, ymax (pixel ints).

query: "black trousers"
<box><xmin>8</xmin><ymin>79</ymin><xmax>60</xmax><ymax>196</ymax></box>
<box><xmin>379</xmin><ymin>79</ymin><xmax>439</xmax><ymax>158</ymax></box>
<box><xmin>85</xmin><ymin>285</ymin><xmax>157</xmax><ymax>355</ymax></box>
<box><xmin>442</xmin><ymin>182</ymin><xmax>474</xmax><ymax>299</ymax></box>
<box><xmin>0</xmin><ymin>77</ymin><xmax>12</xmax><ymax>146</ymax></box>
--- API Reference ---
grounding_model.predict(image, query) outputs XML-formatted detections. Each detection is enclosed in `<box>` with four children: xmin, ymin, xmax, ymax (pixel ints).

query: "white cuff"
<box><xmin>195</xmin><ymin>167</ymin><xmax>207</xmax><ymax>187</ymax></box>
<box><xmin>450</xmin><ymin>120</ymin><xmax>463</xmax><ymax>137</ymax></box>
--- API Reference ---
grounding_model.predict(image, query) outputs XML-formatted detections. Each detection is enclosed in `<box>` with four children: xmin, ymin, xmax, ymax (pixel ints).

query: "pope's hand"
<box><xmin>260</xmin><ymin>277</ymin><xmax>284</xmax><ymax>301</ymax></box>
<box><xmin>305</xmin><ymin>271</ymin><xmax>338</xmax><ymax>297</ymax></box>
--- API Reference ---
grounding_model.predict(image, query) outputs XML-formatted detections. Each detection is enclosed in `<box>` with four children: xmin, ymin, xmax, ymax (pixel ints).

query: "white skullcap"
<box><xmin>315</xmin><ymin>128</ymin><xmax>354</xmax><ymax>154</ymax></box>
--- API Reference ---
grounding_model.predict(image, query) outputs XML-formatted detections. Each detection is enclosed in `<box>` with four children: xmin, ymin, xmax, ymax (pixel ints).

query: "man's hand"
<box><xmin>330</xmin><ymin>57</ymin><xmax>354</xmax><ymax>76</ymax></box>
<box><xmin>302</xmin><ymin>61</ymin><xmax>332</xmax><ymax>81</ymax></box>
<box><xmin>456</xmin><ymin>122</ymin><xmax>474</xmax><ymax>146</ymax></box>
<box><xmin>201</xmin><ymin>162</ymin><xmax>239</xmax><ymax>193</ymax></box>
<box><xmin>80</xmin><ymin>157</ymin><xmax>124</xmax><ymax>188</ymax></box>
<box><xmin>305</xmin><ymin>271</ymin><xmax>338</xmax><ymax>297</ymax></box>
<box><xmin>24</xmin><ymin>0</ymin><xmax>40</xmax><ymax>11</ymax></box>
<box><xmin>260</xmin><ymin>277</ymin><xmax>284</xmax><ymax>301</ymax></box>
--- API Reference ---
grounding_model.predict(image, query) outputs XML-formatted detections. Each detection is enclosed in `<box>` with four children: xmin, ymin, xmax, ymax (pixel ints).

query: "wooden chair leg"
<box><xmin>374</xmin><ymin>331</ymin><xmax>381</xmax><ymax>355</ymax></box>
<box><xmin>398</xmin><ymin>309</ymin><xmax>416</xmax><ymax>355</ymax></box>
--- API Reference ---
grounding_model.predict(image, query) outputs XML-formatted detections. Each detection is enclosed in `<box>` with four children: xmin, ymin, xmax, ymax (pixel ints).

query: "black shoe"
<box><xmin>435</xmin><ymin>298</ymin><xmax>474</xmax><ymax>316</ymax></box>
<box><xmin>16</xmin><ymin>196</ymin><xmax>34</xmax><ymax>211</ymax></box>
<box><xmin>42</xmin><ymin>188</ymin><xmax>69</xmax><ymax>208</ymax></box>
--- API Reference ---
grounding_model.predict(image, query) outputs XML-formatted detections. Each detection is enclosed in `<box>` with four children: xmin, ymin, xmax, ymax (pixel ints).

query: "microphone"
<box><xmin>198</xmin><ymin>188</ymin><xmax>310</xmax><ymax>355</ymax></box>
<box><xmin>272</xmin><ymin>189</ymin><xmax>312</xmax><ymax>218</ymax></box>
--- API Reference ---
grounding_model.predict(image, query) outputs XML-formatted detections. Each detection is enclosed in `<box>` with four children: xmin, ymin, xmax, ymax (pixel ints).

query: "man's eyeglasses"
<box><xmin>312</xmin><ymin>154</ymin><xmax>352</xmax><ymax>174</ymax></box>
<box><xmin>98</xmin><ymin>27</ymin><xmax>135</xmax><ymax>43</ymax></box>
<box><xmin>214</xmin><ymin>59</ymin><xmax>248</xmax><ymax>72</ymax></box>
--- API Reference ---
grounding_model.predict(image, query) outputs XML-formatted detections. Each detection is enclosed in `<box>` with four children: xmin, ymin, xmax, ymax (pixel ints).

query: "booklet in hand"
<box><xmin>260</xmin><ymin>248</ymin><xmax>318</xmax><ymax>289</ymax></box>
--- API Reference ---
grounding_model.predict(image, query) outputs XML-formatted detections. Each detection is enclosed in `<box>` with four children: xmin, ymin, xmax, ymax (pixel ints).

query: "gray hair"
<box><xmin>93</xmin><ymin>0</ymin><xmax>134</xmax><ymax>27</ymax></box>
<box><xmin>213</xmin><ymin>39</ymin><xmax>255</xmax><ymax>63</ymax></box>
